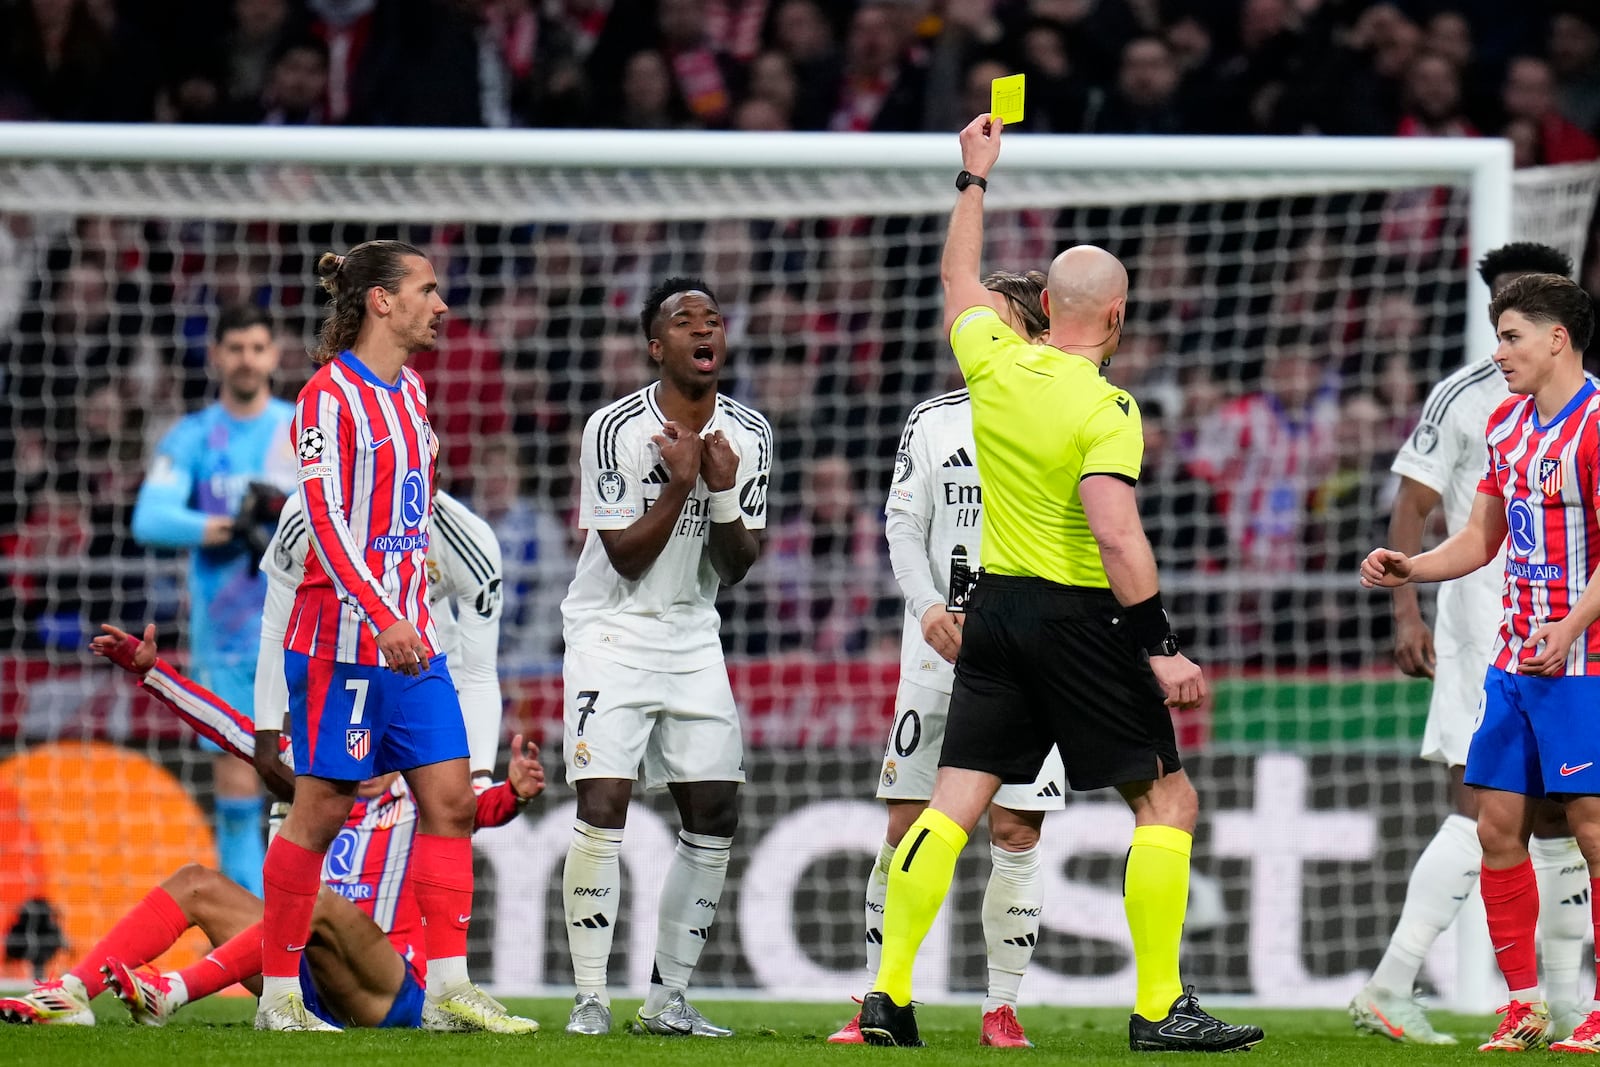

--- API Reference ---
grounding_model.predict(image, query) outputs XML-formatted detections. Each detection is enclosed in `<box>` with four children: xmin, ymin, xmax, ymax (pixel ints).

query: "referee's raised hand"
<box><xmin>1149</xmin><ymin>651</ymin><xmax>1206</xmax><ymax>710</ymax></box>
<box><xmin>377</xmin><ymin>618</ymin><xmax>429</xmax><ymax>676</ymax></box>
<box><xmin>958</xmin><ymin>113</ymin><xmax>1003</xmax><ymax>177</ymax></box>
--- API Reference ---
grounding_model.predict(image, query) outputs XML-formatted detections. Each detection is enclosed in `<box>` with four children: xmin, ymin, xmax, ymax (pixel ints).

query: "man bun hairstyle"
<box><xmin>640</xmin><ymin>275</ymin><xmax>719</xmax><ymax>341</ymax></box>
<box><xmin>312</xmin><ymin>239</ymin><xmax>424</xmax><ymax>363</ymax></box>
<box><xmin>1489</xmin><ymin>272</ymin><xmax>1595</xmax><ymax>353</ymax></box>
<box><xmin>1477</xmin><ymin>242</ymin><xmax>1574</xmax><ymax>288</ymax></box>
<box><xmin>983</xmin><ymin>269</ymin><xmax>1050</xmax><ymax>341</ymax></box>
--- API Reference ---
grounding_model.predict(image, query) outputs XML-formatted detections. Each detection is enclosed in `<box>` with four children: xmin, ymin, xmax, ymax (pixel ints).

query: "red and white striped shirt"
<box><xmin>1477</xmin><ymin>382</ymin><xmax>1600</xmax><ymax>675</ymax></box>
<box><xmin>287</xmin><ymin>352</ymin><xmax>440</xmax><ymax>664</ymax></box>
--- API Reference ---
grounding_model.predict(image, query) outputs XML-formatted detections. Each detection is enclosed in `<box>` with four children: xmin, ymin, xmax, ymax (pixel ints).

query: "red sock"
<box><xmin>261</xmin><ymin>835</ymin><xmax>325</xmax><ymax>979</ymax></box>
<box><xmin>1482</xmin><ymin>859</ymin><xmax>1541</xmax><ymax>994</ymax></box>
<box><xmin>412</xmin><ymin>834</ymin><xmax>473</xmax><ymax>963</ymax></box>
<box><xmin>69</xmin><ymin>886</ymin><xmax>188</xmax><ymax>998</ymax></box>
<box><xmin>1590</xmin><ymin>878</ymin><xmax>1600</xmax><ymax>1004</ymax></box>
<box><xmin>178</xmin><ymin>922</ymin><xmax>263</xmax><ymax>1002</ymax></box>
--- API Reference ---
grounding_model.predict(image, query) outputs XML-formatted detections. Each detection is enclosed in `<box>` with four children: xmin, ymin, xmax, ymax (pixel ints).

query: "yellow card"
<box><xmin>990</xmin><ymin>74</ymin><xmax>1025</xmax><ymax>126</ymax></box>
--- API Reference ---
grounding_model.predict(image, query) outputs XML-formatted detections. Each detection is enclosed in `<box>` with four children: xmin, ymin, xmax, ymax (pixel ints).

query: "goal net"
<box><xmin>1</xmin><ymin>127</ymin><xmax>1596</xmax><ymax>1007</ymax></box>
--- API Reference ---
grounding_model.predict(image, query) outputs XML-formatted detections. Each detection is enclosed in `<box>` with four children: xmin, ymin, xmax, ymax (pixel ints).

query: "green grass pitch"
<box><xmin>3</xmin><ymin>997</ymin><xmax>1511</xmax><ymax>1066</ymax></box>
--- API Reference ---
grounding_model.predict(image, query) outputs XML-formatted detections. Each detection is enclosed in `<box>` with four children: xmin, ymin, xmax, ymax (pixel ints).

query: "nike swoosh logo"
<box><xmin>1562</xmin><ymin>762</ymin><xmax>1594</xmax><ymax>776</ymax></box>
<box><xmin>1365</xmin><ymin>1003</ymin><xmax>1404</xmax><ymax>1039</ymax></box>
<box><xmin>286</xmin><ymin>943</ymin><xmax>307</xmax><ymax>953</ymax></box>
<box><xmin>457</xmin><ymin>914</ymin><xmax>472</xmax><ymax>924</ymax></box>
<box><xmin>1494</xmin><ymin>942</ymin><xmax>1516</xmax><ymax>953</ymax></box>
<box><xmin>368</xmin><ymin>437</ymin><xmax>392</xmax><ymax>450</ymax></box>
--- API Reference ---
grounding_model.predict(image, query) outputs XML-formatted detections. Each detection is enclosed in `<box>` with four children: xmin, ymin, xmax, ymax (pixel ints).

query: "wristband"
<box><xmin>1113</xmin><ymin>592</ymin><xmax>1172</xmax><ymax>651</ymax></box>
<box><xmin>708</xmin><ymin>487</ymin><xmax>741</xmax><ymax>523</ymax></box>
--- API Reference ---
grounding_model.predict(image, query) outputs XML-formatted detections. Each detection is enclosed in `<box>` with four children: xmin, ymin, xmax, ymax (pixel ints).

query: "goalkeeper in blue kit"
<box><xmin>131</xmin><ymin>305</ymin><xmax>296</xmax><ymax>894</ymax></box>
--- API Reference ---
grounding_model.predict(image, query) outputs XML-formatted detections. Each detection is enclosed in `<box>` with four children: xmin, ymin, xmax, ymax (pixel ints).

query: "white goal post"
<box><xmin>3</xmin><ymin>122</ymin><xmax>1598</xmax><ymax>1009</ymax></box>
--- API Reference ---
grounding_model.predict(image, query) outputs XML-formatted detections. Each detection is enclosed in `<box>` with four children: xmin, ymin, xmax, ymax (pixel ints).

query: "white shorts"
<box><xmin>1421</xmin><ymin>631</ymin><xmax>1492</xmax><ymax>767</ymax></box>
<box><xmin>876</xmin><ymin>679</ymin><xmax>1066</xmax><ymax>811</ymax></box>
<box><xmin>562</xmin><ymin>647</ymin><xmax>745</xmax><ymax>791</ymax></box>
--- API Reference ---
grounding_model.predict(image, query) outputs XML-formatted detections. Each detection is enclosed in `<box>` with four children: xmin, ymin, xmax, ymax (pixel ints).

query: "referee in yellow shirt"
<box><xmin>858</xmin><ymin>114</ymin><xmax>1264</xmax><ymax>1054</ymax></box>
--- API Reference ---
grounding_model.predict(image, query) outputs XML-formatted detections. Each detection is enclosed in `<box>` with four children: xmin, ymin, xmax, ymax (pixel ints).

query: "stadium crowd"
<box><xmin>3</xmin><ymin>0</ymin><xmax>1600</xmax><ymax>688</ymax></box>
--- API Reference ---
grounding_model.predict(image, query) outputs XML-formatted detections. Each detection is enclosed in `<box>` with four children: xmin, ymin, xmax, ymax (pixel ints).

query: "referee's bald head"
<box><xmin>1044</xmin><ymin>245</ymin><xmax>1129</xmax><ymax>359</ymax></box>
<box><xmin>1046</xmin><ymin>246</ymin><xmax>1128</xmax><ymax>322</ymax></box>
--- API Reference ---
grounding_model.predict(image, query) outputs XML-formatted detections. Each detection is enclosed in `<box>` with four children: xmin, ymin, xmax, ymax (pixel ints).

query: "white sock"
<box><xmin>259</xmin><ymin>974</ymin><xmax>300</xmax><ymax>1006</ymax></box>
<box><xmin>865</xmin><ymin>839</ymin><xmax>895</xmax><ymax>981</ymax></box>
<box><xmin>425</xmin><ymin>955</ymin><xmax>469</xmax><ymax>999</ymax></box>
<box><xmin>564</xmin><ymin>820</ymin><xmax>624</xmax><ymax>1007</ymax></box>
<box><xmin>1532</xmin><ymin>835</ymin><xmax>1590</xmax><ymax>1022</ymax></box>
<box><xmin>646</xmin><ymin>830</ymin><xmax>732</xmax><ymax>1013</ymax></box>
<box><xmin>165</xmin><ymin>972</ymin><xmax>189</xmax><ymax>1009</ymax></box>
<box><xmin>1370</xmin><ymin>813</ymin><xmax>1481</xmax><ymax>996</ymax></box>
<box><xmin>981</xmin><ymin>842</ymin><xmax>1042</xmax><ymax>1015</ymax></box>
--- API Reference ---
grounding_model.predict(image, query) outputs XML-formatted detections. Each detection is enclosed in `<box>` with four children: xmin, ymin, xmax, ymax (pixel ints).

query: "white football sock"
<box><xmin>259</xmin><ymin>974</ymin><xmax>300</xmax><ymax>1006</ymax></box>
<box><xmin>1370</xmin><ymin>813</ymin><xmax>1480</xmax><ymax>996</ymax></box>
<box><xmin>864</xmin><ymin>839</ymin><xmax>895</xmax><ymax>981</ymax></box>
<box><xmin>425</xmin><ymin>956</ymin><xmax>468</xmax><ymax>999</ymax></box>
<box><xmin>563</xmin><ymin>820</ymin><xmax>624</xmax><ymax>1006</ymax></box>
<box><xmin>982</xmin><ymin>841</ymin><xmax>1042</xmax><ymax>1015</ymax></box>
<box><xmin>646</xmin><ymin>830</ymin><xmax>732</xmax><ymax>1014</ymax></box>
<box><xmin>1532</xmin><ymin>835</ymin><xmax>1589</xmax><ymax>1023</ymax></box>
<box><xmin>165</xmin><ymin>972</ymin><xmax>190</xmax><ymax>1009</ymax></box>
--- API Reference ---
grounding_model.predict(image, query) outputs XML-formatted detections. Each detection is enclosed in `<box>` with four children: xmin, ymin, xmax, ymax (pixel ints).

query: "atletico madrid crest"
<box><xmin>1539</xmin><ymin>457</ymin><xmax>1565</xmax><ymax>497</ymax></box>
<box><xmin>346</xmin><ymin>728</ymin><xmax>371</xmax><ymax>761</ymax></box>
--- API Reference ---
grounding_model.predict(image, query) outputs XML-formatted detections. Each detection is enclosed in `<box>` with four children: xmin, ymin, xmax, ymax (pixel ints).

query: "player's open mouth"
<box><xmin>692</xmin><ymin>345</ymin><xmax>717</xmax><ymax>371</ymax></box>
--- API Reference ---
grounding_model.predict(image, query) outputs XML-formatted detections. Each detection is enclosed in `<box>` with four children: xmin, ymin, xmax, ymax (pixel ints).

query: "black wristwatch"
<box><xmin>1147</xmin><ymin>633</ymin><xmax>1181</xmax><ymax>658</ymax></box>
<box><xmin>956</xmin><ymin>170</ymin><xmax>988</xmax><ymax>193</ymax></box>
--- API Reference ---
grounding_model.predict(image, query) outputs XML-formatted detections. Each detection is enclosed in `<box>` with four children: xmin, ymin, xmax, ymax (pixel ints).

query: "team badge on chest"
<box><xmin>1539</xmin><ymin>458</ymin><xmax>1565</xmax><ymax>497</ymax></box>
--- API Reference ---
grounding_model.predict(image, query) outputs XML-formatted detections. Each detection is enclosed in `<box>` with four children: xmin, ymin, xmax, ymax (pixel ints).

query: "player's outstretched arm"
<box><xmin>1364</xmin><ymin>491</ymin><xmax>1508</xmax><ymax>588</ymax></box>
<box><xmin>472</xmin><ymin>734</ymin><xmax>545</xmax><ymax>829</ymax></box>
<box><xmin>941</xmin><ymin>114</ymin><xmax>1005</xmax><ymax>338</ymax></box>
<box><xmin>1387</xmin><ymin>476</ymin><xmax>1443</xmax><ymax>678</ymax></box>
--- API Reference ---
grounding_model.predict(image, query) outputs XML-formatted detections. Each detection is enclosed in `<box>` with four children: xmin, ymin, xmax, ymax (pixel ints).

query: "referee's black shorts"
<box><xmin>940</xmin><ymin>573</ymin><xmax>1181</xmax><ymax>793</ymax></box>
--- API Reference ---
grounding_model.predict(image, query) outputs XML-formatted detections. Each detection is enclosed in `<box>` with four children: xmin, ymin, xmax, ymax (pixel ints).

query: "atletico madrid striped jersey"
<box><xmin>287</xmin><ymin>352</ymin><xmax>441</xmax><ymax>664</ymax></box>
<box><xmin>1477</xmin><ymin>381</ymin><xmax>1600</xmax><ymax>675</ymax></box>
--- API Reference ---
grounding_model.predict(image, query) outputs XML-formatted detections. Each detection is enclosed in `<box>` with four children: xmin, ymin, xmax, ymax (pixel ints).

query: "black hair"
<box><xmin>312</xmin><ymin>240</ymin><xmax>425</xmax><ymax>363</ymax></box>
<box><xmin>213</xmin><ymin>303</ymin><xmax>271</xmax><ymax>344</ymax></box>
<box><xmin>1477</xmin><ymin>242</ymin><xmax>1574</xmax><ymax>288</ymax></box>
<box><xmin>639</xmin><ymin>275</ymin><xmax>719</xmax><ymax>341</ymax></box>
<box><xmin>1489</xmin><ymin>272</ymin><xmax>1595</xmax><ymax>352</ymax></box>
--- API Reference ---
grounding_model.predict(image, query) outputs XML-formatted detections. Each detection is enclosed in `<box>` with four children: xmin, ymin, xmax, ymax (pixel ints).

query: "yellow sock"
<box><xmin>1125</xmin><ymin>824</ymin><xmax>1192</xmax><ymax>1021</ymax></box>
<box><xmin>872</xmin><ymin>808</ymin><xmax>969</xmax><ymax>1005</ymax></box>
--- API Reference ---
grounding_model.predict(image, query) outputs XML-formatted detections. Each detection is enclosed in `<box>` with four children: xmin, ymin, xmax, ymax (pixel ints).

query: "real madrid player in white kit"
<box><xmin>261</xmin><ymin>489</ymin><xmax>506</xmax><ymax>782</ymax></box>
<box><xmin>559</xmin><ymin>277</ymin><xmax>770</xmax><ymax>1038</ymax></box>
<box><xmin>1351</xmin><ymin>243</ymin><xmax>1590</xmax><ymax>1044</ymax></box>
<box><xmin>830</xmin><ymin>271</ymin><xmax>1064</xmax><ymax>1050</ymax></box>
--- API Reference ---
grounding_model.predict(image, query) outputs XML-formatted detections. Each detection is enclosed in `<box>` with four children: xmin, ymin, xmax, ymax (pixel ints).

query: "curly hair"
<box><xmin>639</xmin><ymin>275</ymin><xmax>719</xmax><ymax>341</ymax></box>
<box><xmin>312</xmin><ymin>240</ymin><xmax>425</xmax><ymax>363</ymax></box>
<box><xmin>982</xmin><ymin>269</ymin><xmax>1050</xmax><ymax>341</ymax></box>
<box><xmin>1477</xmin><ymin>242</ymin><xmax>1574</xmax><ymax>290</ymax></box>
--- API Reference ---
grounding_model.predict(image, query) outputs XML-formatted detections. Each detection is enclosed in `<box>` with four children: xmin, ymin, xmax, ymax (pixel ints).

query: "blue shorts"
<box><xmin>193</xmin><ymin>659</ymin><xmax>256</xmax><ymax>754</ymax></box>
<box><xmin>1464</xmin><ymin>668</ymin><xmax>1600</xmax><ymax>797</ymax></box>
<box><xmin>299</xmin><ymin>953</ymin><xmax>425</xmax><ymax>1029</ymax></box>
<box><xmin>285</xmin><ymin>652</ymin><xmax>468</xmax><ymax>781</ymax></box>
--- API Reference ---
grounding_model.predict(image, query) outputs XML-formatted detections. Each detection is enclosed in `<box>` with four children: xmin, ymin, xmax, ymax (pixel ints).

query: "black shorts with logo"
<box><xmin>940</xmin><ymin>573</ymin><xmax>1182</xmax><ymax>792</ymax></box>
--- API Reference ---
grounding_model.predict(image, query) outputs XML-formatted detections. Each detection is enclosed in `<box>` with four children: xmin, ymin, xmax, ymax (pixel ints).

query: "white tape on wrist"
<box><xmin>708</xmin><ymin>487</ymin><xmax>741</xmax><ymax>523</ymax></box>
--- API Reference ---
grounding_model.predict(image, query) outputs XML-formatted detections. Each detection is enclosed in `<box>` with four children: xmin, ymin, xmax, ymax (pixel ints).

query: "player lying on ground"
<box><xmin>0</xmin><ymin>623</ymin><xmax>542</xmax><ymax>1031</ymax></box>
